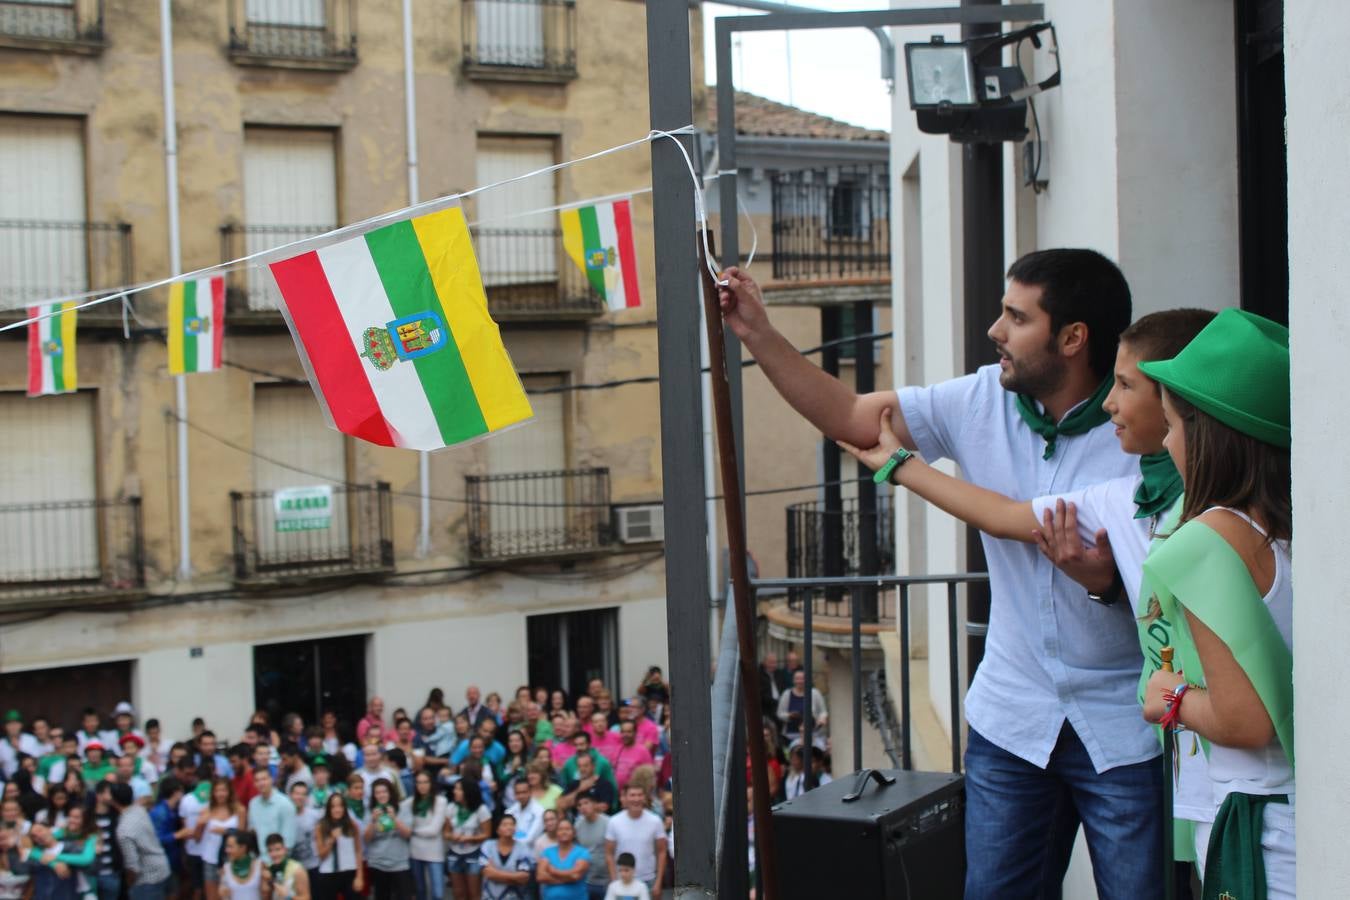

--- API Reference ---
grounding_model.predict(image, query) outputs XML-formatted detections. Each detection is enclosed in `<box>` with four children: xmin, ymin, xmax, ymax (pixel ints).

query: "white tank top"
<box><xmin>199</xmin><ymin>812</ymin><xmax>238</xmax><ymax>864</ymax></box>
<box><xmin>222</xmin><ymin>859</ymin><xmax>262</xmax><ymax>900</ymax></box>
<box><xmin>1196</xmin><ymin>507</ymin><xmax>1294</xmax><ymax>819</ymax></box>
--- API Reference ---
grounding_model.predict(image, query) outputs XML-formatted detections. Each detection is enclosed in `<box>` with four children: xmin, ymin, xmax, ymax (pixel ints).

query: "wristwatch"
<box><xmin>873</xmin><ymin>447</ymin><xmax>915</xmax><ymax>485</ymax></box>
<box><xmin>1086</xmin><ymin>570</ymin><xmax>1125</xmax><ymax>606</ymax></box>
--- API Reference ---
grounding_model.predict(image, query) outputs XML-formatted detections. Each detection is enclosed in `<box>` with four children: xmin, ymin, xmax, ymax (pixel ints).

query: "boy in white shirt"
<box><xmin>603</xmin><ymin>853</ymin><xmax>650</xmax><ymax>900</ymax></box>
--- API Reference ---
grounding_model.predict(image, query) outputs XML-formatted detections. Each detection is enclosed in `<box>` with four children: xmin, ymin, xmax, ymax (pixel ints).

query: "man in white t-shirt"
<box><xmin>177</xmin><ymin>764</ymin><xmax>208</xmax><ymax>893</ymax></box>
<box><xmin>604</xmin><ymin>786</ymin><xmax>666</xmax><ymax>898</ymax></box>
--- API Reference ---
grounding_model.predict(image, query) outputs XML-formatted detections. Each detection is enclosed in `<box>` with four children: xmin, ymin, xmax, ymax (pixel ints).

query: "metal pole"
<box><xmin>645</xmin><ymin>3</ymin><xmax>716</xmax><ymax>895</ymax></box>
<box><xmin>402</xmin><ymin>0</ymin><xmax>432</xmax><ymax>559</ymax></box>
<box><xmin>160</xmin><ymin>0</ymin><xmax>189</xmax><ymax>582</ymax></box>
<box><xmin>699</xmin><ymin>237</ymin><xmax>779</xmax><ymax>900</ymax></box>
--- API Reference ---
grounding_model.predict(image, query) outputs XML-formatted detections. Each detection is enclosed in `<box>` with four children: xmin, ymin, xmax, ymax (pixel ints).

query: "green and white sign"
<box><xmin>274</xmin><ymin>485</ymin><xmax>333</xmax><ymax>532</ymax></box>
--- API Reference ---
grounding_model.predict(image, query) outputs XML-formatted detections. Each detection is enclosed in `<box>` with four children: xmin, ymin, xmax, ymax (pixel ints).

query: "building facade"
<box><xmin>0</xmin><ymin>0</ymin><xmax>701</xmax><ymax>738</ymax></box>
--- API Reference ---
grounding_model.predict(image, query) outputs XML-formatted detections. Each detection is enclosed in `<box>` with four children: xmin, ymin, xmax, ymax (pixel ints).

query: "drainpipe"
<box><xmin>706</xmin><ymin>0</ymin><xmax>895</xmax><ymax>89</ymax></box>
<box><xmin>159</xmin><ymin>0</ymin><xmax>190</xmax><ymax>581</ymax></box>
<box><xmin>403</xmin><ymin>0</ymin><xmax>432</xmax><ymax>558</ymax></box>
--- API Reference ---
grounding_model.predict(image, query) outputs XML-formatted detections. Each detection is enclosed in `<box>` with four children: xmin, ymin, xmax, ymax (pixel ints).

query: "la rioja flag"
<box><xmin>27</xmin><ymin>302</ymin><xmax>77</xmax><ymax>397</ymax></box>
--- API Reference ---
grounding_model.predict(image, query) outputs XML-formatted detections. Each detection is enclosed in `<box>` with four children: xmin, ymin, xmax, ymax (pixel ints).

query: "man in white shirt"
<box><xmin>503</xmin><ymin>779</ymin><xmax>544</xmax><ymax>847</ymax></box>
<box><xmin>719</xmin><ymin>250</ymin><xmax>1161</xmax><ymax>899</ymax></box>
<box><xmin>604</xmin><ymin>787</ymin><xmax>666</xmax><ymax>899</ymax></box>
<box><xmin>0</xmin><ymin>710</ymin><xmax>41</xmax><ymax>779</ymax></box>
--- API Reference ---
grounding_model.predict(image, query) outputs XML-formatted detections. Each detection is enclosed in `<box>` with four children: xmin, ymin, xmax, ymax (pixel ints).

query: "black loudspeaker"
<box><xmin>771</xmin><ymin>769</ymin><xmax>965</xmax><ymax>899</ymax></box>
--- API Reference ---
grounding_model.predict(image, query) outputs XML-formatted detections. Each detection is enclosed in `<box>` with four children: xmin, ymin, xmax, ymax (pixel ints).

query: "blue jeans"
<box><xmin>95</xmin><ymin>872</ymin><xmax>122</xmax><ymax>900</ymax></box>
<box><xmin>587</xmin><ymin>884</ymin><xmax>608</xmax><ymax>900</ymax></box>
<box><xmin>129</xmin><ymin>877</ymin><xmax>170</xmax><ymax>900</ymax></box>
<box><xmin>964</xmin><ymin>723</ymin><xmax>1164</xmax><ymax>900</ymax></box>
<box><xmin>410</xmin><ymin>858</ymin><xmax>445</xmax><ymax>900</ymax></box>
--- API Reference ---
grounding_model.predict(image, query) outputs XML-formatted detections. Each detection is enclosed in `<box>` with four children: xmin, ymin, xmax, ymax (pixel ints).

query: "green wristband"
<box><xmin>873</xmin><ymin>447</ymin><xmax>914</xmax><ymax>484</ymax></box>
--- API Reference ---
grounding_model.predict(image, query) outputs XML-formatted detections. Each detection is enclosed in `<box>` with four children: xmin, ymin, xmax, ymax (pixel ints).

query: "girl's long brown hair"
<box><xmin>316</xmin><ymin>790</ymin><xmax>356</xmax><ymax>839</ymax></box>
<box><xmin>1167</xmin><ymin>389</ymin><xmax>1291</xmax><ymax>543</ymax></box>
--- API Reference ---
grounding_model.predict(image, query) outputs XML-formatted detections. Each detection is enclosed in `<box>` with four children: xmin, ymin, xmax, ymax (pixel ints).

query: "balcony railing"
<box><xmin>0</xmin><ymin>220</ymin><xmax>132</xmax><ymax>322</ymax></box>
<box><xmin>228</xmin><ymin>0</ymin><xmax>357</xmax><ymax>70</ymax></box>
<box><xmin>462</xmin><ymin>0</ymin><xmax>577</xmax><ymax>82</ymax></box>
<box><xmin>465</xmin><ymin>467</ymin><xmax>612</xmax><ymax>563</ymax></box>
<box><xmin>471</xmin><ymin>227</ymin><xmax>605</xmax><ymax>319</ymax></box>
<box><xmin>786</xmin><ymin>494</ymin><xmax>894</xmax><ymax>581</ymax></box>
<box><xmin>0</xmin><ymin>0</ymin><xmax>104</xmax><ymax>51</ymax></box>
<box><xmin>770</xmin><ymin>164</ymin><xmax>890</xmax><ymax>282</ymax></box>
<box><xmin>220</xmin><ymin>223</ymin><xmax>334</xmax><ymax>320</ymax></box>
<box><xmin>0</xmin><ymin>498</ymin><xmax>145</xmax><ymax>607</ymax></box>
<box><xmin>230</xmin><ymin>482</ymin><xmax>393</xmax><ymax>582</ymax></box>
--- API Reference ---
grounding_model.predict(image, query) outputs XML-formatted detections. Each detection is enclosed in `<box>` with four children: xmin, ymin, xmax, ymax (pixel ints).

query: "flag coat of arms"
<box><xmin>27</xmin><ymin>302</ymin><xmax>77</xmax><ymax>397</ymax></box>
<box><xmin>168</xmin><ymin>276</ymin><xmax>225</xmax><ymax>375</ymax></box>
<box><xmin>560</xmin><ymin>199</ymin><xmax>642</xmax><ymax>311</ymax></box>
<box><xmin>268</xmin><ymin>206</ymin><xmax>533</xmax><ymax>451</ymax></box>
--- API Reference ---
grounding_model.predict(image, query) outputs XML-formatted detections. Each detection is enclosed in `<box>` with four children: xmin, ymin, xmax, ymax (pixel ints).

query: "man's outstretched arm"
<box><xmin>717</xmin><ymin>266</ymin><xmax>915</xmax><ymax>450</ymax></box>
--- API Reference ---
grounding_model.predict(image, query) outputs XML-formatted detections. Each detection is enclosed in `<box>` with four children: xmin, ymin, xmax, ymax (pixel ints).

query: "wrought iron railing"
<box><xmin>228</xmin><ymin>0</ymin><xmax>357</xmax><ymax>67</ymax></box>
<box><xmin>0</xmin><ymin>219</ymin><xmax>132</xmax><ymax>315</ymax></box>
<box><xmin>220</xmin><ymin>223</ymin><xmax>334</xmax><ymax>316</ymax></box>
<box><xmin>230</xmin><ymin>482</ymin><xmax>393</xmax><ymax>582</ymax></box>
<box><xmin>770</xmin><ymin>164</ymin><xmax>890</xmax><ymax>281</ymax></box>
<box><xmin>0</xmin><ymin>0</ymin><xmax>103</xmax><ymax>47</ymax></box>
<box><xmin>0</xmin><ymin>498</ymin><xmax>144</xmax><ymax>604</ymax></box>
<box><xmin>471</xmin><ymin>227</ymin><xmax>604</xmax><ymax>318</ymax></box>
<box><xmin>465</xmin><ymin>467</ymin><xmax>612</xmax><ymax>562</ymax></box>
<box><xmin>786</xmin><ymin>495</ymin><xmax>894</xmax><ymax>579</ymax></box>
<box><xmin>461</xmin><ymin>0</ymin><xmax>576</xmax><ymax>78</ymax></box>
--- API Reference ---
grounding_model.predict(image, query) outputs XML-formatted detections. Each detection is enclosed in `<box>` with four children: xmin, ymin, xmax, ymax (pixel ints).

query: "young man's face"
<box><xmin>199</xmin><ymin>735</ymin><xmax>217</xmax><ymax>756</ymax></box>
<box><xmin>497</xmin><ymin>817</ymin><xmax>515</xmax><ymax>840</ymax></box>
<box><xmin>82</xmin><ymin>714</ymin><xmax>99</xmax><ymax>733</ymax></box>
<box><xmin>1103</xmin><ymin>343</ymin><xmax>1167</xmax><ymax>456</ymax></box>
<box><xmin>624</xmin><ymin>787</ymin><xmax>646</xmax><ymax>815</ymax></box>
<box><xmin>290</xmin><ymin>784</ymin><xmax>310</xmax><ymax>810</ymax></box>
<box><xmin>32</xmin><ymin>720</ymin><xmax>49</xmax><ymax>741</ymax></box>
<box><xmin>619</xmin><ymin>865</ymin><xmax>636</xmax><ymax>883</ymax></box>
<box><xmin>514</xmin><ymin>783</ymin><xmax>531</xmax><ymax>808</ymax></box>
<box><xmin>987</xmin><ymin>280</ymin><xmax>1069</xmax><ymax>398</ymax></box>
<box><xmin>255</xmin><ymin>770</ymin><xmax>273</xmax><ymax>796</ymax></box>
<box><xmin>267</xmin><ymin>841</ymin><xmax>287</xmax><ymax>865</ymax></box>
<box><xmin>253</xmin><ymin>745</ymin><xmax>271</xmax><ymax>768</ymax></box>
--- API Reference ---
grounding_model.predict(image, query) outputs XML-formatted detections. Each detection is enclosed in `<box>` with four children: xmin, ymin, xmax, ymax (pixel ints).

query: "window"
<box><xmin>474</xmin><ymin>136</ymin><xmax>558</xmax><ymax>287</ymax></box>
<box><xmin>828</xmin><ymin>177</ymin><xmax>865</xmax><ymax>239</ymax></box>
<box><xmin>242</xmin><ymin>128</ymin><xmax>337</xmax><ymax>310</ymax></box>
<box><xmin>527</xmin><ymin>607</ymin><xmax>618</xmax><ymax>702</ymax></box>
<box><xmin>475</xmin><ymin>0</ymin><xmax>546</xmax><ymax>67</ymax></box>
<box><xmin>254</xmin><ymin>634</ymin><xmax>367</xmax><ymax>726</ymax></box>
<box><xmin>252</xmin><ymin>383</ymin><xmax>348</xmax><ymax>558</ymax></box>
<box><xmin>486</xmin><ymin>371</ymin><xmax>567</xmax><ymax>529</ymax></box>
<box><xmin>246</xmin><ymin>0</ymin><xmax>324</xmax><ymax>28</ymax></box>
<box><xmin>0</xmin><ymin>116</ymin><xmax>86</xmax><ymax>307</ymax></box>
<box><xmin>0</xmin><ymin>391</ymin><xmax>98</xmax><ymax>579</ymax></box>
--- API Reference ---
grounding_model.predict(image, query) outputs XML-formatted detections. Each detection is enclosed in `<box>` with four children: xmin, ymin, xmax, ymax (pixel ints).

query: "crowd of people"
<box><xmin>0</xmin><ymin>668</ymin><xmax>729</xmax><ymax>900</ymax></box>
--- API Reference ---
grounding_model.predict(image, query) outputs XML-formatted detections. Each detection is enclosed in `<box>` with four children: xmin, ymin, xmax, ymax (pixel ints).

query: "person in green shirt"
<box><xmin>79</xmin><ymin>744</ymin><xmax>113</xmax><ymax>789</ymax></box>
<box><xmin>558</xmin><ymin>733</ymin><xmax>617</xmax><ymax>798</ymax></box>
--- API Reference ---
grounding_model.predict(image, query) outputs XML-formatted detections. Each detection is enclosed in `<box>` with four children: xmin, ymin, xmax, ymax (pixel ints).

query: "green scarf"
<box><xmin>1014</xmin><ymin>377</ymin><xmax>1113</xmax><ymax>460</ymax></box>
<box><xmin>414</xmin><ymin>796</ymin><xmax>432</xmax><ymax>817</ymax></box>
<box><xmin>1133</xmin><ymin>452</ymin><xmax>1183</xmax><ymax>520</ymax></box>
<box><xmin>1140</xmin><ymin>519</ymin><xmax>1294</xmax><ymax>767</ymax></box>
<box><xmin>267</xmin><ymin>857</ymin><xmax>294</xmax><ymax>883</ymax></box>
<box><xmin>345</xmin><ymin>796</ymin><xmax>364</xmax><ymax>819</ymax></box>
<box><xmin>1202</xmin><ymin>792</ymin><xmax>1288</xmax><ymax>900</ymax></box>
<box><xmin>230</xmin><ymin>854</ymin><xmax>254</xmax><ymax>880</ymax></box>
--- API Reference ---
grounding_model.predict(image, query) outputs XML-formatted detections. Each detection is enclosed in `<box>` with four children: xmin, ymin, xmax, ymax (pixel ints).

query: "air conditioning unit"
<box><xmin>614</xmin><ymin>504</ymin><xmax>664</xmax><ymax>544</ymax></box>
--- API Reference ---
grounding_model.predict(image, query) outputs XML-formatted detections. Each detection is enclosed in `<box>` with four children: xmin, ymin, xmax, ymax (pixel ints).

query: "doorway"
<box><xmin>526</xmin><ymin>607</ymin><xmax>619</xmax><ymax>701</ymax></box>
<box><xmin>253</xmin><ymin>634</ymin><xmax>367</xmax><ymax>733</ymax></box>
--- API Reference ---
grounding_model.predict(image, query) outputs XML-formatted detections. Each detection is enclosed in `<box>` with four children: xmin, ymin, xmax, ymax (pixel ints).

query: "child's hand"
<box><xmin>836</xmin><ymin>407</ymin><xmax>903</xmax><ymax>475</ymax></box>
<box><xmin>1142</xmin><ymin>669</ymin><xmax>1186</xmax><ymax>723</ymax></box>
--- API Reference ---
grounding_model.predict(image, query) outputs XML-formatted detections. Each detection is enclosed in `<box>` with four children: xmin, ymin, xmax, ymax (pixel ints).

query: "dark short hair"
<box><xmin>617</xmin><ymin>852</ymin><xmax>636</xmax><ymax>869</ymax></box>
<box><xmin>265</xmin><ymin>833</ymin><xmax>286</xmax><ymax>847</ymax></box>
<box><xmin>228</xmin><ymin>744</ymin><xmax>250</xmax><ymax>760</ymax></box>
<box><xmin>145</xmin><ymin>719</ymin><xmax>160</xmax><ymax>731</ymax></box>
<box><xmin>198</xmin><ymin>730</ymin><xmax>217</xmax><ymax>741</ymax></box>
<box><xmin>156</xmin><ymin>776</ymin><xmax>183</xmax><ymax>803</ymax></box>
<box><xmin>498</xmin><ymin>812</ymin><xmax>516</xmax><ymax>827</ymax></box>
<box><xmin>1118</xmin><ymin>309</ymin><xmax>1216</xmax><ymax>369</ymax></box>
<box><xmin>108</xmin><ymin>782</ymin><xmax>133</xmax><ymax>807</ymax></box>
<box><xmin>1006</xmin><ymin>249</ymin><xmax>1132</xmax><ymax>381</ymax></box>
<box><xmin>253</xmin><ymin>765</ymin><xmax>273</xmax><ymax>779</ymax></box>
<box><xmin>280</xmin><ymin>742</ymin><xmax>301</xmax><ymax>758</ymax></box>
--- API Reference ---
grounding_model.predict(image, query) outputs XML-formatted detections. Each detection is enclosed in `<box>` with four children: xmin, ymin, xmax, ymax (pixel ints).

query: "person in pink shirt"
<box><xmin>618</xmin><ymin>701</ymin><xmax>660</xmax><ymax>757</ymax></box>
<box><xmin>355</xmin><ymin>696</ymin><xmax>387</xmax><ymax>742</ymax></box>
<box><xmin>586</xmin><ymin>713</ymin><xmax>621</xmax><ymax>764</ymax></box>
<box><xmin>609</xmin><ymin>720</ymin><xmax>654</xmax><ymax>793</ymax></box>
<box><xmin>548</xmin><ymin>714</ymin><xmax>578</xmax><ymax>769</ymax></box>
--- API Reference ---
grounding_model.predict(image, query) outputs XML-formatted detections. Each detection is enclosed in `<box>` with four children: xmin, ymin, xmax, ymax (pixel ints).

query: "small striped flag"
<box><xmin>560</xmin><ymin>199</ymin><xmax>642</xmax><ymax>311</ymax></box>
<box><xmin>27</xmin><ymin>302</ymin><xmax>77</xmax><ymax>397</ymax></box>
<box><xmin>268</xmin><ymin>206</ymin><xmax>532</xmax><ymax>451</ymax></box>
<box><xmin>168</xmin><ymin>276</ymin><xmax>225</xmax><ymax>375</ymax></box>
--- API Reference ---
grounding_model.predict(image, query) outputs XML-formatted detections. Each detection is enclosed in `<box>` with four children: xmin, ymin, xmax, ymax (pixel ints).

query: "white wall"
<box><xmin>1286</xmin><ymin>1</ymin><xmax>1350</xmax><ymax>893</ymax></box>
<box><xmin>136</xmin><ymin>642</ymin><xmax>255</xmax><ymax>741</ymax></box>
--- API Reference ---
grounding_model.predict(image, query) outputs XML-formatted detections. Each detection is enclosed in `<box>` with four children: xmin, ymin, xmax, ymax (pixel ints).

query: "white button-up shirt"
<box><xmin>899</xmin><ymin>365</ymin><xmax>1156</xmax><ymax>772</ymax></box>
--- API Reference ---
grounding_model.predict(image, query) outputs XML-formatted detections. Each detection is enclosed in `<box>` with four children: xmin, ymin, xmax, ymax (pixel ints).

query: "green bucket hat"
<box><xmin>3</xmin><ymin>709</ymin><xmax>20</xmax><ymax>724</ymax></box>
<box><xmin>1138</xmin><ymin>308</ymin><xmax>1290</xmax><ymax>448</ymax></box>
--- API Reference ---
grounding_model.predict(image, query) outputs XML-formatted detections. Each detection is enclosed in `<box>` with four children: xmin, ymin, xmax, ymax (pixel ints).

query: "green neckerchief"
<box><xmin>453</xmin><ymin>803</ymin><xmax>473</xmax><ymax>826</ymax></box>
<box><xmin>1139</xmin><ymin>519</ymin><xmax>1294</xmax><ymax>768</ymax></box>
<box><xmin>413</xmin><ymin>795</ymin><xmax>432</xmax><ymax>817</ymax></box>
<box><xmin>230</xmin><ymin>854</ymin><xmax>254</xmax><ymax>880</ymax></box>
<box><xmin>1133</xmin><ymin>452</ymin><xmax>1183</xmax><ymax>520</ymax></box>
<box><xmin>267</xmin><ymin>857</ymin><xmax>294</xmax><ymax>883</ymax></box>
<box><xmin>345</xmin><ymin>796</ymin><xmax>364</xmax><ymax>819</ymax></box>
<box><xmin>194</xmin><ymin>781</ymin><xmax>211</xmax><ymax>802</ymax></box>
<box><xmin>1014</xmin><ymin>376</ymin><xmax>1113</xmax><ymax>460</ymax></box>
<box><xmin>1202</xmin><ymin>792</ymin><xmax>1288</xmax><ymax>900</ymax></box>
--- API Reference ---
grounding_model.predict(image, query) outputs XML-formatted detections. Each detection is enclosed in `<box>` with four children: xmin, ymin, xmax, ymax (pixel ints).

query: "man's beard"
<box><xmin>997</xmin><ymin>339</ymin><xmax>1067</xmax><ymax>397</ymax></box>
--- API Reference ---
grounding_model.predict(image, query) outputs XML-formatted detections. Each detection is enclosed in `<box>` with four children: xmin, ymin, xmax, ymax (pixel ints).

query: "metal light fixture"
<box><xmin>904</xmin><ymin>23</ymin><xmax>1060</xmax><ymax>144</ymax></box>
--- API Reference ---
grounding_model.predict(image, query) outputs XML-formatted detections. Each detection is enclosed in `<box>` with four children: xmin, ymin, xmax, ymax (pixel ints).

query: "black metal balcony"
<box><xmin>770</xmin><ymin>164</ymin><xmax>890</xmax><ymax>282</ymax></box>
<box><xmin>220</xmin><ymin>223</ymin><xmax>334</xmax><ymax>323</ymax></box>
<box><xmin>462</xmin><ymin>0</ymin><xmax>577</xmax><ymax>83</ymax></box>
<box><xmin>0</xmin><ymin>0</ymin><xmax>104</xmax><ymax>52</ymax></box>
<box><xmin>227</xmin><ymin>0</ymin><xmax>357</xmax><ymax>71</ymax></box>
<box><xmin>0</xmin><ymin>219</ymin><xmax>132</xmax><ymax>325</ymax></box>
<box><xmin>785</xmin><ymin>493</ymin><xmax>894</xmax><ymax>626</ymax></box>
<box><xmin>230</xmin><ymin>483</ymin><xmax>394</xmax><ymax>583</ymax></box>
<box><xmin>465</xmin><ymin>467</ymin><xmax>612</xmax><ymax>563</ymax></box>
<box><xmin>471</xmin><ymin>227</ymin><xmax>605</xmax><ymax>319</ymax></box>
<box><xmin>0</xmin><ymin>498</ymin><xmax>145</xmax><ymax>609</ymax></box>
